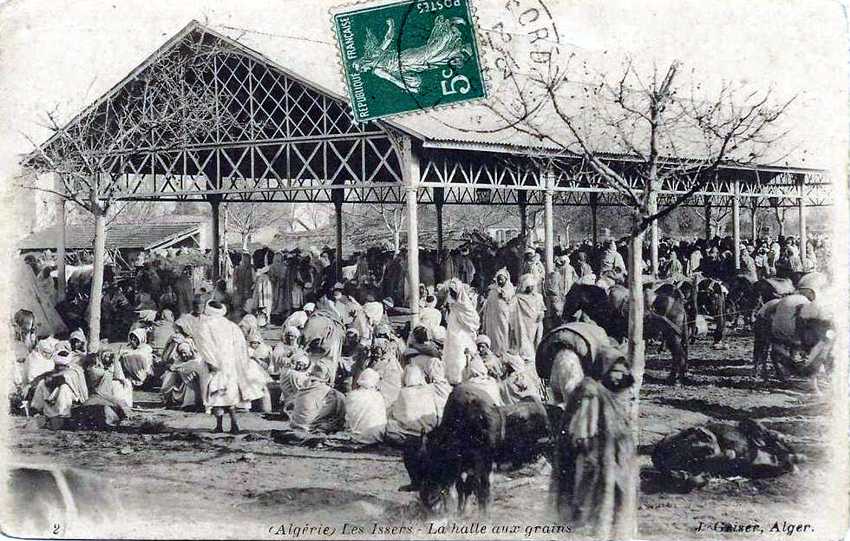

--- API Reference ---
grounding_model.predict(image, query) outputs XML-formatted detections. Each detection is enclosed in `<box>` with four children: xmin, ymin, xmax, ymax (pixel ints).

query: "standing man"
<box><xmin>510</xmin><ymin>274</ymin><xmax>546</xmax><ymax>359</ymax></box>
<box><xmin>544</xmin><ymin>255</ymin><xmax>576</xmax><ymax>331</ymax></box>
<box><xmin>455</xmin><ymin>247</ymin><xmax>476</xmax><ymax>285</ymax></box>
<box><xmin>481</xmin><ymin>268</ymin><xmax>515</xmax><ymax>356</ymax></box>
<box><xmin>233</xmin><ymin>252</ymin><xmax>254</xmax><ymax>316</ymax></box>
<box><xmin>193</xmin><ymin>301</ymin><xmax>266</xmax><ymax>433</ymax></box>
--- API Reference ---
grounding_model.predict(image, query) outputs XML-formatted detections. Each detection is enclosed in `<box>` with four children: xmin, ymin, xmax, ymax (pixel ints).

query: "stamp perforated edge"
<box><xmin>328</xmin><ymin>0</ymin><xmax>493</xmax><ymax>125</ymax></box>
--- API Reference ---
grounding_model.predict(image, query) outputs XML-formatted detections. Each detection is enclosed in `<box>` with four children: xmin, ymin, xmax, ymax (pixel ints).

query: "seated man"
<box><xmin>339</xmin><ymin>327</ymin><xmax>368</xmax><ymax>393</ymax></box>
<box><xmin>120</xmin><ymin>329</ymin><xmax>155</xmax><ymax>388</ymax></box>
<box><xmin>290</xmin><ymin>363</ymin><xmax>346</xmax><ymax>433</ymax></box>
<box><xmin>238</xmin><ymin>314</ymin><xmax>259</xmax><ymax>339</ymax></box>
<box><xmin>68</xmin><ymin>328</ymin><xmax>88</xmax><ymax>358</ymax></box>
<box><xmin>462</xmin><ymin>354</ymin><xmax>504</xmax><ymax>406</ymax></box>
<box><xmin>75</xmin><ymin>351</ymin><xmax>132</xmax><ymax>428</ymax></box>
<box><xmin>150</xmin><ymin>310</ymin><xmax>175</xmax><ymax>359</ymax></box>
<box><xmin>278</xmin><ymin>352</ymin><xmax>311</xmax><ymax>418</ymax></box>
<box><xmin>419</xmin><ymin>295</ymin><xmax>442</xmax><ymax>333</ymax></box>
<box><xmin>403</xmin><ymin>325</ymin><xmax>442</xmax><ymax>373</ymax></box>
<box><xmin>344</xmin><ymin>368</ymin><xmax>387</xmax><ymax>444</ymax></box>
<box><xmin>352</xmin><ymin>338</ymin><xmax>403</xmax><ymax>407</ymax></box>
<box><xmin>500</xmin><ymin>351</ymin><xmax>545</xmax><ymax>405</ymax></box>
<box><xmin>475</xmin><ymin>335</ymin><xmax>504</xmax><ymax>380</ymax></box>
<box><xmin>23</xmin><ymin>337</ymin><xmax>57</xmax><ymax>390</ymax></box>
<box><xmin>161</xmin><ymin>341</ymin><xmax>208</xmax><ymax>410</ymax></box>
<box><xmin>283</xmin><ymin>302</ymin><xmax>316</xmax><ymax>331</ymax></box>
<box><xmin>245</xmin><ymin>329</ymin><xmax>273</xmax><ymax>413</ymax></box>
<box><xmin>29</xmin><ymin>348</ymin><xmax>89</xmax><ymax>429</ymax></box>
<box><xmin>270</xmin><ymin>326</ymin><xmax>304</xmax><ymax>376</ymax></box>
<box><xmin>420</xmin><ymin>357</ymin><xmax>451</xmax><ymax>419</ymax></box>
<box><xmin>385</xmin><ymin>365</ymin><xmax>440</xmax><ymax>446</ymax></box>
<box><xmin>246</xmin><ymin>329</ymin><xmax>273</xmax><ymax>372</ymax></box>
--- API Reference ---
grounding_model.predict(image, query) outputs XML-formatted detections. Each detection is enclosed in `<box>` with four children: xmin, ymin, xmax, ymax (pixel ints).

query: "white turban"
<box><xmin>356</xmin><ymin>368</ymin><xmax>381</xmax><ymax>390</ymax></box>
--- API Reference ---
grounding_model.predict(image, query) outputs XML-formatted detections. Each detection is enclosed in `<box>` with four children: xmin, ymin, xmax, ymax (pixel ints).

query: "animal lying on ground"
<box><xmin>652</xmin><ymin>419</ymin><xmax>805</xmax><ymax>492</ymax></box>
<box><xmin>404</xmin><ymin>384</ymin><xmax>556</xmax><ymax>516</ymax></box>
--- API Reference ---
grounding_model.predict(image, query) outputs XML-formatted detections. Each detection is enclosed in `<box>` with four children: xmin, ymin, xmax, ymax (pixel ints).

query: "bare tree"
<box><xmin>20</xmin><ymin>31</ymin><xmax>238</xmax><ymax>350</ymax></box>
<box><xmin>773</xmin><ymin>206</ymin><xmax>789</xmax><ymax>237</ymax></box>
<box><xmin>696</xmin><ymin>205</ymin><xmax>732</xmax><ymax>237</ymax></box>
<box><xmin>225</xmin><ymin>203</ymin><xmax>290</xmax><ymax>250</ymax></box>
<box><xmin>454</xmin><ymin>48</ymin><xmax>794</xmax><ymax>533</ymax></box>
<box><xmin>748</xmin><ymin>199</ymin><xmax>763</xmax><ymax>240</ymax></box>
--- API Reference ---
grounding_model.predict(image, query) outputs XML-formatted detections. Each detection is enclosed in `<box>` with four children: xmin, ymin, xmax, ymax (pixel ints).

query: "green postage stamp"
<box><xmin>333</xmin><ymin>0</ymin><xmax>487</xmax><ymax>122</ymax></box>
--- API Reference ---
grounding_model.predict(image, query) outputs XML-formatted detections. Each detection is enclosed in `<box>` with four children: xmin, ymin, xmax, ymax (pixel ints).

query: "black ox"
<box><xmin>405</xmin><ymin>384</ymin><xmax>559</xmax><ymax>516</ymax></box>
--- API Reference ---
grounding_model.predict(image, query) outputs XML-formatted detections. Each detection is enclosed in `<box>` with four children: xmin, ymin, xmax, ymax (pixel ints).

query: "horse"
<box><xmin>560</xmin><ymin>283</ymin><xmax>689</xmax><ymax>384</ymax></box>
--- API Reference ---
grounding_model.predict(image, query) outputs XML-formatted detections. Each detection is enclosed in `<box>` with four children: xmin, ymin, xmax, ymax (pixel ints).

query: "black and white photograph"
<box><xmin>0</xmin><ymin>1</ymin><xmax>847</xmax><ymax>539</ymax></box>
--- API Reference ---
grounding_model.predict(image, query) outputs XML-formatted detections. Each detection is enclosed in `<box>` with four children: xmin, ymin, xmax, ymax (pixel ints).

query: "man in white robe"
<box><xmin>193</xmin><ymin>301</ymin><xmax>266</xmax><ymax>433</ymax></box>
<box><xmin>344</xmin><ymin>368</ymin><xmax>387</xmax><ymax>444</ymax></box>
<box><xmin>442</xmin><ymin>279</ymin><xmax>480</xmax><ymax>384</ymax></box>
<box><xmin>510</xmin><ymin>273</ymin><xmax>546</xmax><ymax>360</ymax></box>
<box><xmin>481</xmin><ymin>268</ymin><xmax>515</xmax><ymax>356</ymax></box>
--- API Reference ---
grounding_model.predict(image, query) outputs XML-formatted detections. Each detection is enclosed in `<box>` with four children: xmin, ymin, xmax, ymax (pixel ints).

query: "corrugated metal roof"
<box><xmin>18</xmin><ymin>222</ymin><xmax>200</xmax><ymax>251</ymax></box>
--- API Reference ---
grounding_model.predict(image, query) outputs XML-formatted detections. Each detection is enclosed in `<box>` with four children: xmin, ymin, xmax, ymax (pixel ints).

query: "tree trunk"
<box><xmin>393</xmin><ymin>228</ymin><xmax>401</xmax><ymax>254</ymax></box>
<box><xmin>88</xmin><ymin>209</ymin><xmax>107</xmax><ymax>353</ymax></box>
<box><xmin>625</xmin><ymin>229</ymin><xmax>645</xmax><ymax>538</ymax></box>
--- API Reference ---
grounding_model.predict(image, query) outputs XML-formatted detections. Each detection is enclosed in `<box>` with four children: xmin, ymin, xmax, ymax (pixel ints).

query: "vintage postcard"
<box><xmin>0</xmin><ymin>0</ymin><xmax>847</xmax><ymax>540</ymax></box>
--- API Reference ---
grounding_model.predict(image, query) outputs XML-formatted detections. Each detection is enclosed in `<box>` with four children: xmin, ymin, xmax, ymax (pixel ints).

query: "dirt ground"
<box><xmin>3</xmin><ymin>328</ymin><xmax>838</xmax><ymax>540</ymax></box>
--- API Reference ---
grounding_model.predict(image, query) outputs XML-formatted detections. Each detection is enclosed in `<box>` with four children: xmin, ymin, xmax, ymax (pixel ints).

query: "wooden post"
<box><xmin>333</xmin><ymin>190</ymin><xmax>344</xmax><ymax>278</ymax></box>
<box><xmin>88</xmin><ymin>205</ymin><xmax>107</xmax><ymax>353</ymax></box>
<box><xmin>401</xmin><ymin>136</ymin><xmax>420</xmax><ymax>326</ymax></box>
<box><xmin>703</xmin><ymin>197</ymin><xmax>712</xmax><ymax>239</ymax></box>
<box><xmin>55</xmin><ymin>176</ymin><xmax>67</xmax><ymax>301</ymax></box>
<box><xmin>518</xmin><ymin>190</ymin><xmax>528</xmax><ymax>239</ymax></box>
<box><xmin>543</xmin><ymin>170</ymin><xmax>555</xmax><ymax>275</ymax></box>
<box><xmin>798</xmin><ymin>190</ymin><xmax>807</xmax><ymax>261</ymax></box>
<box><xmin>732</xmin><ymin>180</ymin><xmax>741</xmax><ymax>270</ymax></box>
<box><xmin>210</xmin><ymin>198</ymin><xmax>221</xmax><ymax>281</ymax></box>
<box><xmin>590</xmin><ymin>193</ymin><xmax>599</xmax><ymax>244</ymax></box>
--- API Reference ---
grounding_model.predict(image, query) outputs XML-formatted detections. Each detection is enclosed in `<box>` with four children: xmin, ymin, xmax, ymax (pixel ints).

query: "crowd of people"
<box><xmin>8</xmin><ymin>225</ymin><xmax>831</xmax><ymax>531</ymax></box>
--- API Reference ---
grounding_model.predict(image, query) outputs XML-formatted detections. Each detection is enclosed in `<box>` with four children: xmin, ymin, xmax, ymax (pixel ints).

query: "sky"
<box><xmin>0</xmin><ymin>0</ymin><xmax>846</xmax><ymax>234</ymax></box>
<box><xmin>0</xmin><ymin>0</ymin><xmax>845</xmax><ymax>164</ymax></box>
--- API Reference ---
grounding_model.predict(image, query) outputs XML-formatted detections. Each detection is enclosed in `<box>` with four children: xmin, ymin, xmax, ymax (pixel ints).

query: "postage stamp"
<box><xmin>333</xmin><ymin>0</ymin><xmax>487</xmax><ymax>122</ymax></box>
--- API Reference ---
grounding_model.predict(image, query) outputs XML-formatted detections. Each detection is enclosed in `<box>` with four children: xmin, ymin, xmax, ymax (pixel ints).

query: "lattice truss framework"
<box><xmin>34</xmin><ymin>22</ymin><xmax>830</xmax><ymax>210</ymax></box>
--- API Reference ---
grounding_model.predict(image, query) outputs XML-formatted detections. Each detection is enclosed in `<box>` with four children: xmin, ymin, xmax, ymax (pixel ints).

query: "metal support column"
<box><xmin>543</xmin><ymin>170</ymin><xmax>555</xmax><ymax>275</ymax></box>
<box><xmin>434</xmin><ymin>187</ymin><xmax>444</xmax><ymax>255</ymax></box>
<box><xmin>798</xmin><ymin>189</ymin><xmax>807</xmax><ymax>261</ymax></box>
<box><xmin>518</xmin><ymin>190</ymin><xmax>528</xmax><ymax>239</ymax></box>
<box><xmin>732</xmin><ymin>179</ymin><xmax>741</xmax><ymax>270</ymax></box>
<box><xmin>401</xmin><ymin>136</ymin><xmax>420</xmax><ymax>326</ymax></box>
<box><xmin>703</xmin><ymin>197</ymin><xmax>712</xmax><ymax>240</ymax></box>
<box><xmin>590</xmin><ymin>193</ymin><xmax>599</xmax><ymax>244</ymax></box>
<box><xmin>333</xmin><ymin>190</ymin><xmax>344</xmax><ymax>279</ymax></box>
<box><xmin>210</xmin><ymin>197</ymin><xmax>221</xmax><ymax>281</ymax></box>
<box><xmin>750</xmin><ymin>202</ymin><xmax>759</xmax><ymax>241</ymax></box>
